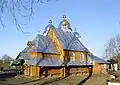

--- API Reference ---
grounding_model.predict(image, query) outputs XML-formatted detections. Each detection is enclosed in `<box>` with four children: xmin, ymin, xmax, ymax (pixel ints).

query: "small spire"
<box><xmin>63</xmin><ymin>15</ymin><xmax>66</xmax><ymax>19</ymax></box>
<box><xmin>49</xmin><ymin>20</ymin><xmax>52</xmax><ymax>24</ymax></box>
<box><xmin>62</xmin><ymin>10</ymin><xmax>66</xmax><ymax>19</ymax></box>
<box><xmin>74</xmin><ymin>28</ymin><xmax>81</xmax><ymax>39</ymax></box>
<box><xmin>37</xmin><ymin>28</ymin><xmax>40</xmax><ymax>34</ymax></box>
<box><xmin>75</xmin><ymin>28</ymin><xmax>77</xmax><ymax>32</ymax></box>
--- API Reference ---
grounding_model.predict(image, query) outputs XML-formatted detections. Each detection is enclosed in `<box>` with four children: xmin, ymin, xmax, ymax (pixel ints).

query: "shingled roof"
<box><xmin>93</xmin><ymin>56</ymin><xmax>108</xmax><ymax>64</ymax></box>
<box><xmin>53</xmin><ymin>28</ymin><xmax>89</xmax><ymax>52</ymax></box>
<box><xmin>13</xmin><ymin>34</ymin><xmax>59</xmax><ymax>66</ymax></box>
<box><xmin>27</xmin><ymin>34</ymin><xmax>59</xmax><ymax>54</ymax></box>
<box><xmin>67</xmin><ymin>61</ymin><xmax>92</xmax><ymax>66</ymax></box>
<box><xmin>88</xmin><ymin>53</ymin><xmax>108</xmax><ymax>64</ymax></box>
<box><xmin>26</xmin><ymin>57</ymin><xmax>63</xmax><ymax>67</ymax></box>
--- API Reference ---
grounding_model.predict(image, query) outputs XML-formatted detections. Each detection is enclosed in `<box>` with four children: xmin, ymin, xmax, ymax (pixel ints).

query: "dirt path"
<box><xmin>85</xmin><ymin>74</ymin><xmax>109</xmax><ymax>85</ymax></box>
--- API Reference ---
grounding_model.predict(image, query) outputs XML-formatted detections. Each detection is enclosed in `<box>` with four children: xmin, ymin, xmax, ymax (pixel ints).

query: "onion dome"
<box><xmin>59</xmin><ymin>15</ymin><xmax>72</xmax><ymax>31</ymax></box>
<box><xmin>43</xmin><ymin>20</ymin><xmax>55</xmax><ymax>36</ymax></box>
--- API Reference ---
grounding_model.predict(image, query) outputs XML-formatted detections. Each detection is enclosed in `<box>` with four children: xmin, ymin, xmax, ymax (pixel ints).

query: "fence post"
<box><xmin>106</xmin><ymin>80</ymin><xmax>110</xmax><ymax>85</ymax></box>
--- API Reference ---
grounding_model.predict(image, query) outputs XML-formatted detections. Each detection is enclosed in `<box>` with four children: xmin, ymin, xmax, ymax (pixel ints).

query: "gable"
<box><xmin>27</xmin><ymin>34</ymin><xmax>59</xmax><ymax>54</ymax></box>
<box><xmin>46</xmin><ymin>28</ymin><xmax>64</xmax><ymax>61</ymax></box>
<box><xmin>52</xmin><ymin>28</ymin><xmax>89</xmax><ymax>52</ymax></box>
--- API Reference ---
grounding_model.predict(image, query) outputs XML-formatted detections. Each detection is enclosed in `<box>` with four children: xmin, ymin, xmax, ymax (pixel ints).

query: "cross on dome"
<box><xmin>49</xmin><ymin>20</ymin><xmax>52</xmax><ymax>24</ymax></box>
<box><xmin>43</xmin><ymin>20</ymin><xmax>55</xmax><ymax>36</ymax></box>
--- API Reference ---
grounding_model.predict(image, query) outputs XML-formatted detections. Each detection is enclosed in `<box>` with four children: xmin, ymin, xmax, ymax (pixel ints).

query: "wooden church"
<box><xmin>12</xmin><ymin>15</ymin><xmax>93</xmax><ymax>77</ymax></box>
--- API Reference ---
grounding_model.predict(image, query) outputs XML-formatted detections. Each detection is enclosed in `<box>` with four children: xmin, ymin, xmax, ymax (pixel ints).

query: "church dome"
<box><xmin>59</xmin><ymin>15</ymin><xmax>72</xmax><ymax>31</ymax></box>
<box><xmin>43</xmin><ymin>20</ymin><xmax>55</xmax><ymax>36</ymax></box>
<box><xmin>73</xmin><ymin>28</ymin><xmax>81</xmax><ymax>41</ymax></box>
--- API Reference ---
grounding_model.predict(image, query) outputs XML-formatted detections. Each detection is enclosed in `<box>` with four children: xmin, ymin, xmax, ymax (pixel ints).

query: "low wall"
<box><xmin>108</xmin><ymin>82</ymin><xmax>120</xmax><ymax>85</ymax></box>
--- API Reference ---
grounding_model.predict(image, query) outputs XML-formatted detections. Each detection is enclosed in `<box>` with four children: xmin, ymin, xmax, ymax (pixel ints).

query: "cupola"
<box><xmin>43</xmin><ymin>20</ymin><xmax>55</xmax><ymax>36</ymax></box>
<box><xmin>59</xmin><ymin>15</ymin><xmax>72</xmax><ymax>32</ymax></box>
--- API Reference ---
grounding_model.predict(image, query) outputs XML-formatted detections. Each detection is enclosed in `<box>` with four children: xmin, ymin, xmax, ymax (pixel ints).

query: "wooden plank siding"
<box><xmin>47</xmin><ymin>28</ymin><xmax>64</xmax><ymax>61</ymax></box>
<box><xmin>69</xmin><ymin>67</ymin><xmax>89</xmax><ymax>75</ymax></box>
<box><xmin>42</xmin><ymin>54</ymin><xmax>60</xmax><ymax>60</ymax></box>
<box><xmin>64</xmin><ymin>50</ymin><xmax>88</xmax><ymax>62</ymax></box>
<box><xmin>39</xmin><ymin>67</ymin><xmax>62</xmax><ymax>77</ymax></box>
<box><xmin>24</xmin><ymin>64</ymin><xmax>31</xmax><ymax>76</ymax></box>
<box><xmin>27</xmin><ymin>52</ymin><xmax>42</xmax><ymax>58</ymax></box>
<box><xmin>93</xmin><ymin>63</ymin><xmax>102</xmax><ymax>74</ymax></box>
<box><xmin>30</xmin><ymin>66</ymin><xmax>40</xmax><ymax>77</ymax></box>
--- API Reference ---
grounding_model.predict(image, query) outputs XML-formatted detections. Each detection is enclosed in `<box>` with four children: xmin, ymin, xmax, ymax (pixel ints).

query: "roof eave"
<box><xmin>64</xmin><ymin>49</ymin><xmax>89</xmax><ymax>53</ymax></box>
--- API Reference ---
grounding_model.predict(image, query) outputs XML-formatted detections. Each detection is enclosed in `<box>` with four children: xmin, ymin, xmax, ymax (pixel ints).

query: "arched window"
<box><xmin>70</xmin><ymin>52</ymin><xmax>75</xmax><ymax>61</ymax></box>
<box><xmin>80</xmin><ymin>53</ymin><xmax>84</xmax><ymax>61</ymax></box>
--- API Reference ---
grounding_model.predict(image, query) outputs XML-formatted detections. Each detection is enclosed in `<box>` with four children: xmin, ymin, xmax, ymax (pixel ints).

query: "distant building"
<box><xmin>107</xmin><ymin>59</ymin><xmax>118</xmax><ymax>71</ymax></box>
<box><xmin>88</xmin><ymin>54</ymin><xmax>109</xmax><ymax>74</ymax></box>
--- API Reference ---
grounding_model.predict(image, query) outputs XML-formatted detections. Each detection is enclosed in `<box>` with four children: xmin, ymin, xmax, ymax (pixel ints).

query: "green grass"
<box><xmin>0</xmin><ymin>77</ymin><xmax>31</xmax><ymax>85</ymax></box>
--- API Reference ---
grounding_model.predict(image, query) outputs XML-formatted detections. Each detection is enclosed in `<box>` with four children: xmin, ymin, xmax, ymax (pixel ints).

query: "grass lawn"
<box><xmin>0</xmin><ymin>77</ymin><xmax>31</xmax><ymax>85</ymax></box>
<box><xmin>0</xmin><ymin>73</ymin><xmax>110</xmax><ymax>85</ymax></box>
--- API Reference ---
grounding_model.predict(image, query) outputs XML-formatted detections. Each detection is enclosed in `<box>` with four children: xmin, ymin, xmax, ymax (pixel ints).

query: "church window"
<box><xmin>70</xmin><ymin>52</ymin><xmax>75</xmax><ymax>61</ymax></box>
<box><xmin>80</xmin><ymin>53</ymin><xmax>84</xmax><ymax>61</ymax></box>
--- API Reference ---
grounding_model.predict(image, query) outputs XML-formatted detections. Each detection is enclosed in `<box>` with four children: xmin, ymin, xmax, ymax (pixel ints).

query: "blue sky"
<box><xmin>0</xmin><ymin>0</ymin><xmax>120</xmax><ymax>59</ymax></box>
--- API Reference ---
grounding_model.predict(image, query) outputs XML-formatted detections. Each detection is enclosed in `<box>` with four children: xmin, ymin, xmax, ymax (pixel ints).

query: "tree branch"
<box><xmin>0</xmin><ymin>0</ymin><xmax>57</xmax><ymax>33</ymax></box>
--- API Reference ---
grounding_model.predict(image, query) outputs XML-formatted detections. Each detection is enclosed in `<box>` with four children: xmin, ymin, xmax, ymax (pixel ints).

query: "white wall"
<box><xmin>114</xmin><ymin>64</ymin><xmax>118</xmax><ymax>71</ymax></box>
<box><xmin>108</xmin><ymin>82</ymin><xmax>120</xmax><ymax>85</ymax></box>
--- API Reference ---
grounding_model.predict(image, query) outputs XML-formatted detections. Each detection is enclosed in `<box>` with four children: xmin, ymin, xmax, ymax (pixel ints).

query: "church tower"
<box><xmin>59</xmin><ymin>15</ymin><xmax>72</xmax><ymax>32</ymax></box>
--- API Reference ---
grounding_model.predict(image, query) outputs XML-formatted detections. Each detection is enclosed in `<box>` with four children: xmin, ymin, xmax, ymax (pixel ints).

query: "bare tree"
<box><xmin>1</xmin><ymin>54</ymin><xmax>14</xmax><ymax>68</ymax></box>
<box><xmin>105</xmin><ymin>34</ymin><xmax>120</xmax><ymax>60</ymax></box>
<box><xmin>0</xmin><ymin>0</ymin><xmax>56</xmax><ymax>33</ymax></box>
<box><xmin>2</xmin><ymin>54</ymin><xmax>13</xmax><ymax>61</ymax></box>
<box><xmin>104</xmin><ymin>34</ymin><xmax>120</xmax><ymax>70</ymax></box>
<box><xmin>0</xmin><ymin>60</ymin><xmax>3</xmax><ymax>67</ymax></box>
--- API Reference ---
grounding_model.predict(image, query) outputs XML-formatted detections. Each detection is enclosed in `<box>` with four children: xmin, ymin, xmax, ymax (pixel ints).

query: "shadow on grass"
<box><xmin>25</xmin><ymin>66</ymin><xmax>93</xmax><ymax>85</ymax></box>
<box><xmin>19</xmin><ymin>77</ymin><xmax>46</xmax><ymax>85</ymax></box>
<box><xmin>39</xmin><ymin>76</ymin><xmax>68</xmax><ymax>85</ymax></box>
<box><xmin>0</xmin><ymin>72</ymin><xmax>17</xmax><ymax>78</ymax></box>
<box><xmin>76</xmin><ymin>66</ymin><xmax>93</xmax><ymax>85</ymax></box>
<box><xmin>0</xmin><ymin>78</ymin><xmax>6</xmax><ymax>85</ymax></box>
<box><xmin>15</xmin><ymin>66</ymin><xmax>93</xmax><ymax>85</ymax></box>
<box><xmin>0</xmin><ymin>72</ymin><xmax>17</xmax><ymax>85</ymax></box>
<box><xmin>19</xmin><ymin>76</ymin><xmax>68</xmax><ymax>85</ymax></box>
